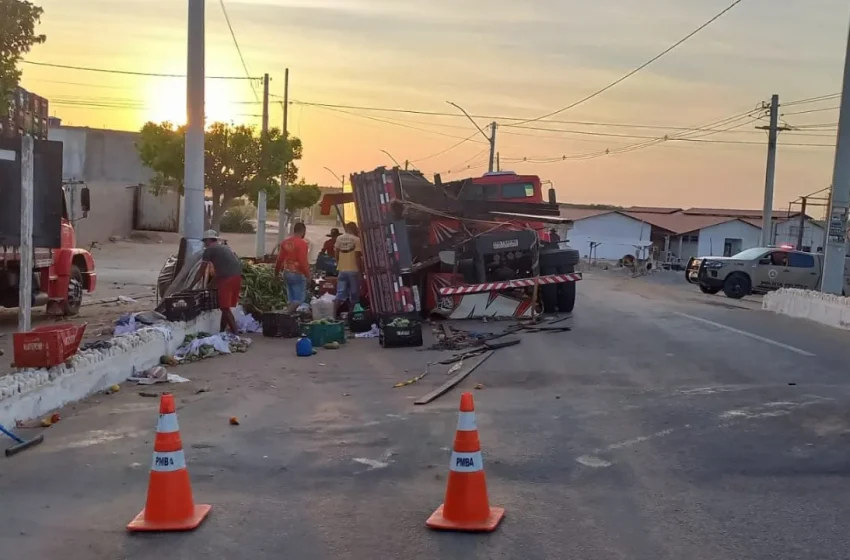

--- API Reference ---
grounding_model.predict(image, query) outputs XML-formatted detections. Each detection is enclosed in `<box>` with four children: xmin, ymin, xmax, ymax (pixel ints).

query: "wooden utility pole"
<box><xmin>796</xmin><ymin>196</ymin><xmax>808</xmax><ymax>250</ymax></box>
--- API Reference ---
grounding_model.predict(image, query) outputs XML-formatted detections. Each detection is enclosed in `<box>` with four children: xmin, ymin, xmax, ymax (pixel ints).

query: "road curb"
<box><xmin>0</xmin><ymin>311</ymin><xmax>221</xmax><ymax>426</ymax></box>
<box><xmin>763</xmin><ymin>288</ymin><xmax>850</xmax><ymax>330</ymax></box>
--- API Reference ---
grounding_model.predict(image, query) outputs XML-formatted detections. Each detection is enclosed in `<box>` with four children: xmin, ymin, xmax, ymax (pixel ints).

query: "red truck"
<box><xmin>0</xmin><ymin>138</ymin><xmax>97</xmax><ymax>315</ymax></box>
<box><xmin>321</xmin><ymin>168</ymin><xmax>579</xmax><ymax>320</ymax></box>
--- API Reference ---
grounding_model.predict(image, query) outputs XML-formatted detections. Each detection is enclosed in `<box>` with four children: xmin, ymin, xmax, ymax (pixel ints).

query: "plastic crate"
<box><xmin>379</xmin><ymin>317</ymin><xmax>423</xmax><ymax>348</ymax></box>
<box><xmin>163</xmin><ymin>291</ymin><xmax>205</xmax><ymax>322</ymax></box>
<box><xmin>306</xmin><ymin>321</ymin><xmax>346</xmax><ymax>347</ymax></box>
<box><xmin>348</xmin><ymin>309</ymin><xmax>374</xmax><ymax>334</ymax></box>
<box><xmin>13</xmin><ymin>323</ymin><xmax>87</xmax><ymax>368</ymax></box>
<box><xmin>202</xmin><ymin>289</ymin><xmax>219</xmax><ymax>312</ymax></box>
<box><xmin>262</xmin><ymin>311</ymin><xmax>302</xmax><ymax>338</ymax></box>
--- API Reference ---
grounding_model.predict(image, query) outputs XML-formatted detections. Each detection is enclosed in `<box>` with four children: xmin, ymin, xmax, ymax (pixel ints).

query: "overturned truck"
<box><xmin>322</xmin><ymin>168</ymin><xmax>581</xmax><ymax>319</ymax></box>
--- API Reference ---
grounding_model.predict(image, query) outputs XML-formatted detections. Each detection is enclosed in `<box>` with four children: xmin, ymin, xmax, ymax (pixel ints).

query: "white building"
<box><xmin>559</xmin><ymin>205</ymin><xmax>826</xmax><ymax>264</ymax></box>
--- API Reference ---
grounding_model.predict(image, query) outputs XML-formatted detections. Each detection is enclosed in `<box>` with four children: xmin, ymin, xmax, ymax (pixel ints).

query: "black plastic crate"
<box><xmin>379</xmin><ymin>315</ymin><xmax>423</xmax><ymax>348</ymax></box>
<box><xmin>163</xmin><ymin>291</ymin><xmax>205</xmax><ymax>322</ymax></box>
<box><xmin>262</xmin><ymin>311</ymin><xmax>301</xmax><ymax>338</ymax></box>
<box><xmin>348</xmin><ymin>309</ymin><xmax>375</xmax><ymax>334</ymax></box>
<box><xmin>202</xmin><ymin>289</ymin><xmax>219</xmax><ymax>311</ymax></box>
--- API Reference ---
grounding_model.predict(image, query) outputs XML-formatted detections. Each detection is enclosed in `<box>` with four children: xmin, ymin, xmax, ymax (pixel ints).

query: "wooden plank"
<box><xmin>414</xmin><ymin>350</ymin><xmax>493</xmax><ymax>405</ymax></box>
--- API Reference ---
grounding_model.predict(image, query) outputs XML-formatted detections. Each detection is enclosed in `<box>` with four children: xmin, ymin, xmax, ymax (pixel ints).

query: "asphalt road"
<box><xmin>2</xmin><ymin>273</ymin><xmax>850</xmax><ymax>559</ymax></box>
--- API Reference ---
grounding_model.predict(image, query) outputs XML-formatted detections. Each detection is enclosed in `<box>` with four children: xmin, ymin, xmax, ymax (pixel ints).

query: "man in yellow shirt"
<box><xmin>334</xmin><ymin>222</ymin><xmax>363</xmax><ymax>317</ymax></box>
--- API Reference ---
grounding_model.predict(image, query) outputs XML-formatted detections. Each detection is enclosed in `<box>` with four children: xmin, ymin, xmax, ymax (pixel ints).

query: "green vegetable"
<box><xmin>240</xmin><ymin>261</ymin><xmax>289</xmax><ymax>313</ymax></box>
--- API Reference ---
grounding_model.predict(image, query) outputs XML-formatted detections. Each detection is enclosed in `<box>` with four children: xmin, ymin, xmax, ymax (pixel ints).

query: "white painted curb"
<box><xmin>763</xmin><ymin>288</ymin><xmax>850</xmax><ymax>330</ymax></box>
<box><xmin>0</xmin><ymin>311</ymin><xmax>221</xmax><ymax>426</ymax></box>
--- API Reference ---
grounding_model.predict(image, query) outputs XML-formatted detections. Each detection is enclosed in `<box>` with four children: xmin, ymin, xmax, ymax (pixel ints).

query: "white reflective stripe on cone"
<box><xmin>151</xmin><ymin>450</ymin><xmax>187</xmax><ymax>472</ymax></box>
<box><xmin>456</xmin><ymin>411</ymin><xmax>477</xmax><ymax>431</ymax></box>
<box><xmin>449</xmin><ymin>450</ymin><xmax>483</xmax><ymax>473</ymax></box>
<box><xmin>157</xmin><ymin>413</ymin><xmax>179</xmax><ymax>434</ymax></box>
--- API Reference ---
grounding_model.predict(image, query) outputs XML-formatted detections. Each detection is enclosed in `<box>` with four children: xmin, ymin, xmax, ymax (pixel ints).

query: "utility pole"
<box><xmin>756</xmin><ymin>94</ymin><xmax>781</xmax><ymax>247</ymax></box>
<box><xmin>256</xmin><ymin>73</ymin><xmax>269</xmax><ymax>257</ymax></box>
<box><xmin>822</xmin><ymin>17</ymin><xmax>850</xmax><ymax>294</ymax></box>
<box><xmin>18</xmin><ymin>136</ymin><xmax>33</xmax><ymax>332</ymax></box>
<box><xmin>496</xmin><ymin>152</ymin><xmax>500</xmax><ymax>172</ymax></box>
<box><xmin>184</xmin><ymin>0</ymin><xmax>205</xmax><ymax>253</ymax></box>
<box><xmin>278</xmin><ymin>68</ymin><xmax>289</xmax><ymax>244</ymax></box>
<box><xmin>796</xmin><ymin>196</ymin><xmax>807</xmax><ymax>250</ymax></box>
<box><xmin>487</xmin><ymin>122</ymin><xmax>497</xmax><ymax>173</ymax></box>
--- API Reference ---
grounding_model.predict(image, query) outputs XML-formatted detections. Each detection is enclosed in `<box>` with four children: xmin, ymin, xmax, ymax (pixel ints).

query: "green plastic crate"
<box><xmin>306</xmin><ymin>321</ymin><xmax>346</xmax><ymax>347</ymax></box>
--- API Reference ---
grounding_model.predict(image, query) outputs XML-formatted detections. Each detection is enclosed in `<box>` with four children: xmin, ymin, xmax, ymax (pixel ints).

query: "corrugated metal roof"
<box><xmin>626</xmin><ymin>206</ymin><xmax>682</xmax><ymax>214</ymax></box>
<box><xmin>558</xmin><ymin>207</ymin><xmax>614</xmax><ymax>221</ymax></box>
<box><xmin>623</xmin><ymin>211</ymin><xmax>737</xmax><ymax>234</ymax></box>
<box><xmin>683</xmin><ymin>207</ymin><xmax>797</xmax><ymax>219</ymax></box>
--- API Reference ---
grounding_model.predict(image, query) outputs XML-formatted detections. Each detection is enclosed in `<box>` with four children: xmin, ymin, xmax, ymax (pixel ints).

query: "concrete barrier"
<box><xmin>0</xmin><ymin>311</ymin><xmax>221</xmax><ymax>426</ymax></box>
<box><xmin>763</xmin><ymin>288</ymin><xmax>850</xmax><ymax>330</ymax></box>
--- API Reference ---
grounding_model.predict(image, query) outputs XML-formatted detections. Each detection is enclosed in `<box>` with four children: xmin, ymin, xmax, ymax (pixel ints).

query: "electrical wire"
<box><xmin>782</xmin><ymin>106</ymin><xmax>839</xmax><ymax>117</ymax></box>
<box><xmin>409</xmin><ymin>132</ymin><xmax>481</xmax><ymax>164</ymax></box>
<box><xmin>21</xmin><ymin>60</ymin><xmax>257</xmax><ymax>79</ymax></box>
<box><xmin>510</xmin><ymin>0</ymin><xmax>746</xmax><ymax>125</ymax></box>
<box><xmin>218</xmin><ymin>0</ymin><xmax>260</xmax><ymax>102</ymax></box>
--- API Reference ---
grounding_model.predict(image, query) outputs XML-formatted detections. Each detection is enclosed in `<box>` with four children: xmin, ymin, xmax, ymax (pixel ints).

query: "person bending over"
<box><xmin>274</xmin><ymin>221</ymin><xmax>311</xmax><ymax>313</ymax></box>
<box><xmin>196</xmin><ymin>230</ymin><xmax>242</xmax><ymax>334</ymax></box>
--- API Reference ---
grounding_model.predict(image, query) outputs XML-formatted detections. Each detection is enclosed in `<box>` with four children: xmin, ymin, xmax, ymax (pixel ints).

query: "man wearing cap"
<box><xmin>321</xmin><ymin>228</ymin><xmax>341</xmax><ymax>256</ymax></box>
<box><xmin>196</xmin><ymin>230</ymin><xmax>242</xmax><ymax>335</ymax></box>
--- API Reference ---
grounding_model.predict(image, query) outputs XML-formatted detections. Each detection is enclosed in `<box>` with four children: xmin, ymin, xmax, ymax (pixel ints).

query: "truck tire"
<box><xmin>539</xmin><ymin>263</ymin><xmax>558</xmax><ymax>313</ymax></box>
<box><xmin>699</xmin><ymin>285</ymin><xmax>721</xmax><ymax>295</ymax></box>
<box><xmin>539</xmin><ymin>246</ymin><xmax>580</xmax><ymax>269</ymax></box>
<box><xmin>722</xmin><ymin>273</ymin><xmax>751</xmax><ymax>299</ymax></box>
<box><xmin>62</xmin><ymin>265</ymin><xmax>84</xmax><ymax>316</ymax></box>
<box><xmin>557</xmin><ymin>281</ymin><xmax>576</xmax><ymax>312</ymax></box>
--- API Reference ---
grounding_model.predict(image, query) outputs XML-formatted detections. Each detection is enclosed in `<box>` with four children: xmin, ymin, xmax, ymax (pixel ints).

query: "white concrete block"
<box><xmin>0</xmin><ymin>311</ymin><xmax>221</xmax><ymax>426</ymax></box>
<box><xmin>763</xmin><ymin>288</ymin><xmax>850</xmax><ymax>330</ymax></box>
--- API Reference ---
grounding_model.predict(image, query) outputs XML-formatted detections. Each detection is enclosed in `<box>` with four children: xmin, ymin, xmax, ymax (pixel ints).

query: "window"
<box><xmin>501</xmin><ymin>183</ymin><xmax>535</xmax><ymax>199</ymax></box>
<box><xmin>788</xmin><ymin>252</ymin><xmax>815</xmax><ymax>268</ymax></box>
<box><xmin>770</xmin><ymin>252</ymin><xmax>789</xmax><ymax>266</ymax></box>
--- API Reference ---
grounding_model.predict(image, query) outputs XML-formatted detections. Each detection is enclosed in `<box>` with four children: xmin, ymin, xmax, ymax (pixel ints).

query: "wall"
<box><xmin>568</xmin><ymin>212</ymin><xmax>652</xmax><ymax>260</ymax></box>
<box><xmin>697</xmin><ymin>220</ymin><xmax>761</xmax><ymax>256</ymax></box>
<box><xmin>773</xmin><ymin>219</ymin><xmax>826</xmax><ymax>251</ymax></box>
<box><xmin>48</xmin><ymin>126</ymin><xmax>155</xmax><ymax>246</ymax></box>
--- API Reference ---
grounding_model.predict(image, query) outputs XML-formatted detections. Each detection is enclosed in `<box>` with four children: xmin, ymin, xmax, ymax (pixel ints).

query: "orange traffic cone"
<box><xmin>426</xmin><ymin>392</ymin><xmax>505</xmax><ymax>532</ymax></box>
<box><xmin>127</xmin><ymin>393</ymin><xmax>211</xmax><ymax>532</ymax></box>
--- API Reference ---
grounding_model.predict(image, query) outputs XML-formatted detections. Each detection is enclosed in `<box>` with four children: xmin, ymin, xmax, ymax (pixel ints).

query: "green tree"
<box><xmin>136</xmin><ymin>121</ymin><xmax>302</xmax><ymax>231</ymax></box>
<box><xmin>0</xmin><ymin>0</ymin><xmax>46</xmax><ymax>117</ymax></box>
<box><xmin>248</xmin><ymin>179</ymin><xmax>322</xmax><ymax>214</ymax></box>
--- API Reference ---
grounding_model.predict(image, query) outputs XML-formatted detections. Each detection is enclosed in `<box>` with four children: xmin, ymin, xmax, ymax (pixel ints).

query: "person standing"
<box><xmin>274</xmin><ymin>221</ymin><xmax>311</xmax><ymax>313</ymax></box>
<box><xmin>195</xmin><ymin>230</ymin><xmax>242</xmax><ymax>335</ymax></box>
<box><xmin>334</xmin><ymin>222</ymin><xmax>363</xmax><ymax>317</ymax></box>
<box><xmin>321</xmin><ymin>228</ymin><xmax>340</xmax><ymax>256</ymax></box>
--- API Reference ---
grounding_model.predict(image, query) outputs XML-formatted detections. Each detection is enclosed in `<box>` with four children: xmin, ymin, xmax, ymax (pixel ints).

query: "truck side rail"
<box><xmin>438</xmin><ymin>272</ymin><xmax>582</xmax><ymax>296</ymax></box>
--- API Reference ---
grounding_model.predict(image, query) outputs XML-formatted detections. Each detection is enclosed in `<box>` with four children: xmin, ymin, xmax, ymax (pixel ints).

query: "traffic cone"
<box><xmin>127</xmin><ymin>393</ymin><xmax>211</xmax><ymax>532</ymax></box>
<box><xmin>426</xmin><ymin>392</ymin><xmax>504</xmax><ymax>532</ymax></box>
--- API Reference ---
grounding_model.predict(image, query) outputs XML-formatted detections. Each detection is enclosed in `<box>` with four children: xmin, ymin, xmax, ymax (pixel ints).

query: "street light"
<box><xmin>380</xmin><ymin>149</ymin><xmax>408</xmax><ymax>170</ymax></box>
<box><xmin>323</xmin><ymin>166</ymin><xmax>344</xmax><ymax>189</ymax></box>
<box><xmin>446</xmin><ymin>101</ymin><xmax>497</xmax><ymax>172</ymax></box>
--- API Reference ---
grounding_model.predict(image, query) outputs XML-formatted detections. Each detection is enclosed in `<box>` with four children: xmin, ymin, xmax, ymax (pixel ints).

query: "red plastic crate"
<box><xmin>13</xmin><ymin>323</ymin><xmax>87</xmax><ymax>368</ymax></box>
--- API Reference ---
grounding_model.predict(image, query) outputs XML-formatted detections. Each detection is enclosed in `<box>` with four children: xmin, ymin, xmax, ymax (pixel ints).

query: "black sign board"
<box><xmin>0</xmin><ymin>138</ymin><xmax>63</xmax><ymax>248</ymax></box>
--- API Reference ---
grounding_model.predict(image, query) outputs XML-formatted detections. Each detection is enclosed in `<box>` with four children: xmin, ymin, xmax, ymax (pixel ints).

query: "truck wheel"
<box><xmin>722</xmin><ymin>273</ymin><xmax>751</xmax><ymax>300</ymax></box>
<box><xmin>62</xmin><ymin>265</ymin><xmax>84</xmax><ymax>316</ymax></box>
<box><xmin>699</xmin><ymin>285</ymin><xmax>721</xmax><ymax>295</ymax></box>
<box><xmin>539</xmin><ymin>247</ymin><xmax>580</xmax><ymax>269</ymax></box>
<box><xmin>539</xmin><ymin>263</ymin><xmax>558</xmax><ymax>313</ymax></box>
<box><xmin>557</xmin><ymin>281</ymin><xmax>576</xmax><ymax>312</ymax></box>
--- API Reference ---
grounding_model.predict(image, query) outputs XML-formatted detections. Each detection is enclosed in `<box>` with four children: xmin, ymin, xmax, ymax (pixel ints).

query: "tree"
<box><xmin>136</xmin><ymin>121</ymin><xmax>300</xmax><ymax>231</ymax></box>
<box><xmin>248</xmin><ymin>179</ymin><xmax>322</xmax><ymax>214</ymax></box>
<box><xmin>0</xmin><ymin>0</ymin><xmax>46</xmax><ymax>117</ymax></box>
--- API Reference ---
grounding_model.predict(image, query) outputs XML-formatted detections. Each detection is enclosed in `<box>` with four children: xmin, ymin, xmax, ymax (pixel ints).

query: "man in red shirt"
<box><xmin>274</xmin><ymin>221</ymin><xmax>311</xmax><ymax>313</ymax></box>
<box><xmin>321</xmin><ymin>228</ymin><xmax>340</xmax><ymax>255</ymax></box>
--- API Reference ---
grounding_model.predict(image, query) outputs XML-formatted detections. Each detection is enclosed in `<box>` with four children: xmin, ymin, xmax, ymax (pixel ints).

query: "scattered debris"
<box><xmin>139</xmin><ymin>391</ymin><xmax>160</xmax><ymax>398</ymax></box>
<box><xmin>229</xmin><ymin>417</ymin><xmax>240</xmax><ymax>426</ymax></box>
<box><xmin>474</xmin><ymin>383</ymin><xmax>484</xmax><ymax>390</ymax></box>
<box><xmin>414</xmin><ymin>351</ymin><xmax>494</xmax><ymax>405</ymax></box>
<box><xmin>324</xmin><ymin>341</ymin><xmax>340</xmax><ymax>350</ymax></box>
<box><xmin>81</xmin><ymin>340</ymin><xmax>112</xmax><ymax>351</ymax></box>
<box><xmin>128</xmin><ymin>366</ymin><xmax>191</xmax><ymax>385</ymax></box>
<box><xmin>104</xmin><ymin>384</ymin><xmax>121</xmax><ymax>395</ymax></box>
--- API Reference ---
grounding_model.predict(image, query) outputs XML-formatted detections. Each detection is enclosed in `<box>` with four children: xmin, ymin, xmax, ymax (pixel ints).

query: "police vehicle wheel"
<box><xmin>722</xmin><ymin>273</ymin><xmax>751</xmax><ymax>300</ymax></box>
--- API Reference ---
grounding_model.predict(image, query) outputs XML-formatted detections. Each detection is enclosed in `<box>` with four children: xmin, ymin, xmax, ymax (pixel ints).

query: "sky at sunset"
<box><xmin>17</xmin><ymin>0</ymin><xmax>850</xmax><ymax>212</ymax></box>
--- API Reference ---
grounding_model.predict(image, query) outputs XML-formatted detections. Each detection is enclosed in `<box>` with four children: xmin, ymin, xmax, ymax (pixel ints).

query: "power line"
<box><xmin>782</xmin><ymin>106</ymin><xmax>839</xmax><ymax>116</ymax></box>
<box><xmin>780</xmin><ymin>93</ymin><xmax>841</xmax><ymax>107</ymax></box>
<box><xmin>511</xmin><ymin>0</ymin><xmax>746</xmax><ymax>125</ymax></box>
<box><xmin>410</xmin><ymin>132</ymin><xmax>480</xmax><ymax>164</ymax></box>
<box><xmin>218</xmin><ymin>0</ymin><xmax>260</xmax><ymax>102</ymax></box>
<box><xmin>21</xmin><ymin>60</ymin><xmax>258</xmax><ymax>79</ymax></box>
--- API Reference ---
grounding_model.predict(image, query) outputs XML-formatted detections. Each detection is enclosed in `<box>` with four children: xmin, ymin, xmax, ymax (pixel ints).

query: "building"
<box><xmin>1</xmin><ymin>86</ymin><xmax>49</xmax><ymax>140</ymax></box>
<box><xmin>559</xmin><ymin>204</ymin><xmax>826</xmax><ymax>264</ymax></box>
<box><xmin>48</xmin><ymin>125</ymin><xmax>161</xmax><ymax>246</ymax></box>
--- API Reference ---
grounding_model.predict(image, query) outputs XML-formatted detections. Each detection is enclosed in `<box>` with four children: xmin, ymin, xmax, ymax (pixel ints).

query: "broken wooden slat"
<box><xmin>414</xmin><ymin>350</ymin><xmax>494</xmax><ymax>405</ymax></box>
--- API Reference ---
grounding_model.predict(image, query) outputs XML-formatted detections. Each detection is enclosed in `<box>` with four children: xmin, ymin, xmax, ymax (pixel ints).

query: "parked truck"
<box><xmin>321</xmin><ymin>167</ymin><xmax>580</xmax><ymax>319</ymax></box>
<box><xmin>0</xmin><ymin>137</ymin><xmax>97</xmax><ymax>315</ymax></box>
<box><xmin>686</xmin><ymin>246</ymin><xmax>850</xmax><ymax>299</ymax></box>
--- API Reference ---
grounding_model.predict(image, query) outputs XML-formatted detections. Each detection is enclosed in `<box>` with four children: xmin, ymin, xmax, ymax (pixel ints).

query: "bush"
<box><xmin>220</xmin><ymin>206</ymin><xmax>256</xmax><ymax>233</ymax></box>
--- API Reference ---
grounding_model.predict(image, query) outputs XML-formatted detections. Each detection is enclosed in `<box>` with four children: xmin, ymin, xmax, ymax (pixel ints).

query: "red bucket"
<box><xmin>13</xmin><ymin>323</ymin><xmax>88</xmax><ymax>368</ymax></box>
